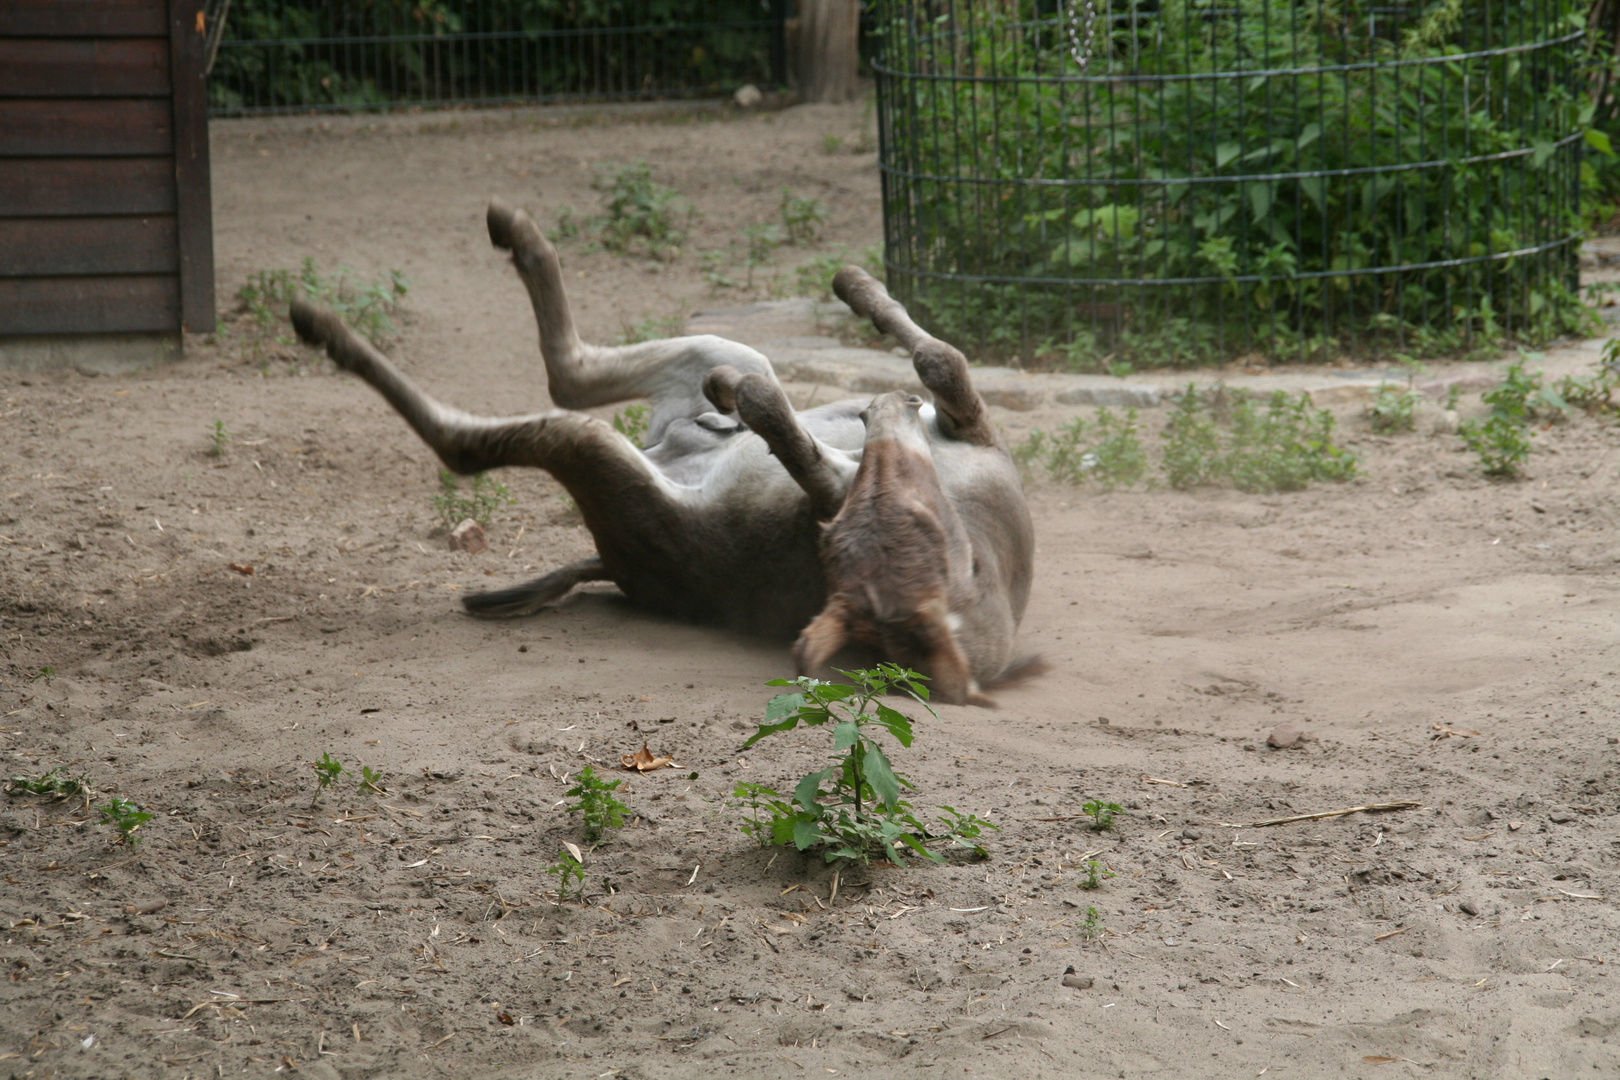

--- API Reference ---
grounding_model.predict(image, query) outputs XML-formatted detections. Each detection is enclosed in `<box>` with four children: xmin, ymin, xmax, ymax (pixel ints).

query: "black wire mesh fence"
<box><xmin>208</xmin><ymin>0</ymin><xmax>786</xmax><ymax>116</ymax></box>
<box><xmin>871</xmin><ymin>0</ymin><xmax>1590</xmax><ymax>368</ymax></box>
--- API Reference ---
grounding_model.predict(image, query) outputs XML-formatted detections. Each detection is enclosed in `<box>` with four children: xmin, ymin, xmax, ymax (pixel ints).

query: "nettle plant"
<box><xmin>733</xmin><ymin>666</ymin><xmax>996</xmax><ymax>866</ymax></box>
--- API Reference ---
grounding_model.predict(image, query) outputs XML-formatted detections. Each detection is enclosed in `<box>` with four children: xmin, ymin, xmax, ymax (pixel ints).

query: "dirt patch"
<box><xmin>2</xmin><ymin>100</ymin><xmax>1618</xmax><ymax>1080</ymax></box>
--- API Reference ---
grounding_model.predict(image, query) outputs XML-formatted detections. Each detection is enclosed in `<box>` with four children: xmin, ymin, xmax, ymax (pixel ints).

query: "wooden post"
<box><xmin>795</xmin><ymin>0</ymin><xmax>859</xmax><ymax>103</ymax></box>
<box><xmin>170</xmin><ymin>0</ymin><xmax>215</xmax><ymax>334</ymax></box>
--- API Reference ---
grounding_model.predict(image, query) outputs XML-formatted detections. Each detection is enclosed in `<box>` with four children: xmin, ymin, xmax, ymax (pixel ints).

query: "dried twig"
<box><xmin>1251</xmin><ymin>801</ymin><xmax>1422</xmax><ymax>828</ymax></box>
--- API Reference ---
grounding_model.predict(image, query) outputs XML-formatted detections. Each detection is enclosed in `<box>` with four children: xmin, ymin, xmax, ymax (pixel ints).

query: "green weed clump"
<box><xmin>611</xmin><ymin>403</ymin><xmax>651</xmax><ymax>445</ymax></box>
<box><xmin>1081</xmin><ymin>799</ymin><xmax>1123</xmax><ymax>832</ymax></box>
<box><xmin>433</xmin><ymin>470</ymin><xmax>516</xmax><ymax>528</ymax></box>
<box><xmin>1457</xmin><ymin>359</ymin><xmax>1566</xmax><ymax>478</ymax></box>
<box><xmin>207</xmin><ymin>419</ymin><xmax>231</xmax><ymax>457</ymax></box>
<box><xmin>236</xmin><ymin>258</ymin><xmax>409</xmax><ymax>345</ymax></box>
<box><xmin>99</xmin><ymin>797</ymin><xmax>154</xmax><ymax>848</ymax></box>
<box><xmin>1367</xmin><ymin>384</ymin><xmax>1422</xmax><ymax>433</ymax></box>
<box><xmin>1016</xmin><ymin>408</ymin><xmax>1146</xmax><ymax>489</ymax></box>
<box><xmin>614</xmin><ymin>315</ymin><xmax>684</xmax><ymax>346</ymax></box>
<box><xmin>548</xmin><ymin>846</ymin><xmax>587</xmax><ymax>900</ymax></box>
<box><xmin>1163</xmin><ymin>386</ymin><xmax>1356</xmax><ymax>492</ymax></box>
<box><xmin>591</xmin><ymin>162</ymin><xmax>691</xmax><ymax>259</ymax></box>
<box><xmin>731</xmin><ymin>666</ymin><xmax>997</xmax><ymax>866</ymax></box>
<box><xmin>9</xmin><ymin>768</ymin><xmax>89</xmax><ymax>801</ymax></box>
<box><xmin>780</xmin><ymin>189</ymin><xmax>830</xmax><ymax>245</ymax></box>
<box><xmin>565</xmin><ymin>766</ymin><xmax>629</xmax><ymax>844</ymax></box>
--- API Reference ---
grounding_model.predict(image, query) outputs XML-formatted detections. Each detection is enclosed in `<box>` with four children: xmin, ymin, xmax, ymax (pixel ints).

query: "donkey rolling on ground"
<box><xmin>291</xmin><ymin>200</ymin><xmax>1035</xmax><ymax>704</ymax></box>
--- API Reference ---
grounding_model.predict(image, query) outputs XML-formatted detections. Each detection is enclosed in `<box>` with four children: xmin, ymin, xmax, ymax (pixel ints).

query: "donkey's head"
<box><xmin>792</xmin><ymin>391</ymin><xmax>991</xmax><ymax>705</ymax></box>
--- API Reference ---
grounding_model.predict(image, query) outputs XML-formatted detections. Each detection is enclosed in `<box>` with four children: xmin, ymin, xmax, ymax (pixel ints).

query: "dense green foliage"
<box><xmin>878</xmin><ymin>0</ymin><xmax>1589</xmax><ymax>365</ymax></box>
<box><xmin>211</xmin><ymin>0</ymin><xmax>778</xmax><ymax>114</ymax></box>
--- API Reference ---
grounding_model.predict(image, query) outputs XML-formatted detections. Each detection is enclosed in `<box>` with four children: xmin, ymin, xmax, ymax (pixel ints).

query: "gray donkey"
<box><xmin>291</xmin><ymin>200</ymin><xmax>1034</xmax><ymax>704</ymax></box>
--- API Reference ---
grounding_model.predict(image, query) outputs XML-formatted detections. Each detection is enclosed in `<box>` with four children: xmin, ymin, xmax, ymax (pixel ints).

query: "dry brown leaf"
<box><xmin>622</xmin><ymin>742</ymin><xmax>674</xmax><ymax>772</ymax></box>
<box><xmin>1363</xmin><ymin>1056</ymin><xmax>1399</xmax><ymax>1064</ymax></box>
<box><xmin>561</xmin><ymin>841</ymin><xmax>583</xmax><ymax>863</ymax></box>
<box><xmin>228</xmin><ymin>562</ymin><xmax>254</xmax><ymax>576</ymax></box>
<box><xmin>496</xmin><ymin>1011</ymin><xmax>515</xmax><ymax>1026</ymax></box>
<box><xmin>1431</xmin><ymin>722</ymin><xmax>1480</xmax><ymax>740</ymax></box>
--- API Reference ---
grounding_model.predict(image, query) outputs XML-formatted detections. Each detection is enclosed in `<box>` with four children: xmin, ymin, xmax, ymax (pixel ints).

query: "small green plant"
<box><xmin>1078</xmin><ymin>859</ymin><xmax>1114</xmax><ymax>890</ymax></box>
<box><xmin>1161</xmin><ymin>387</ymin><xmax>1224</xmax><ymax>489</ymax></box>
<box><xmin>312</xmin><ymin>753</ymin><xmax>346</xmax><ymax>803</ymax></box>
<box><xmin>1023</xmin><ymin>408</ymin><xmax>1147</xmax><ymax>489</ymax></box>
<box><xmin>564</xmin><ymin>766</ymin><xmax>629</xmax><ymax>843</ymax></box>
<box><xmin>98</xmin><ymin>797</ymin><xmax>154</xmax><ymax>848</ymax></box>
<box><xmin>698</xmin><ymin>249</ymin><xmax>740</xmax><ymax>291</ymax></box>
<box><xmin>1444</xmin><ymin>383</ymin><xmax>1463</xmax><ymax>411</ymax></box>
<box><xmin>1080</xmin><ymin>799</ymin><xmax>1123</xmax><ymax>833</ymax></box>
<box><xmin>207</xmin><ymin>419</ymin><xmax>231</xmax><ymax>457</ymax></box>
<box><xmin>1161</xmin><ymin>385</ymin><xmax>1356</xmax><ymax>493</ymax></box>
<box><xmin>1460</xmin><ymin>414</ymin><xmax>1533</xmax><ymax>477</ymax></box>
<box><xmin>1457</xmin><ymin>360</ymin><xmax>1564</xmax><ymax>478</ymax></box>
<box><xmin>236</xmin><ymin>258</ymin><xmax>409</xmax><ymax>345</ymax></box>
<box><xmin>732</xmin><ymin>666</ymin><xmax>998</xmax><ymax>866</ymax></box>
<box><xmin>432</xmin><ymin>470</ymin><xmax>516</xmax><ymax>528</ymax></box>
<box><xmin>9</xmin><ymin>768</ymin><xmax>89</xmax><ymax>800</ymax></box>
<box><xmin>779</xmin><ymin>189</ymin><xmax>830</xmax><ymax>245</ymax></box>
<box><xmin>547</xmin><ymin>846</ymin><xmax>587</xmax><ymax>901</ymax></box>
<box><xmin>358</xmin><ymin>766</ymin><xmax>386</xmax><ymax>795</ymax></box>
<box><xmin>28</xmin><ymin>665</ymin><xmax>56</xmax><ymax>686</ymax></box>
<box><xmin>614</xmin><ymin>315</ymin><xmax>683</xmax><ymax>345</ymax></box>
<box><xmin>612</xmin><ymin>403</ymin><xmax>651</xmax><ymax>445</ymax></box>
<box><xmin>547</xmin><ymin>204</ymin><xmax>580</xmax><ymax>243</ymax></box>
<box><xmin>821</xmin><ymin>133</ymin><xmax>845</xmax><ymax>155</ymax></box>
<box><xmin>591</xmin><ymin>162</ymin><xmax>690</xmax><ymax>259</ymax></box>
<box><xmin>741</xmin><ymin>223</ymin><xmax>785</xmax><ymax>287</ymax></box>
<box><xmin>734</xmin><ymin>780</ymin><xmax>794</xmax><ymax>848</ymax></box>
<box><xmin>1556</xmin><ymin>364</ymin><xmax>1620</xmax><ymax>414</ymax></box>
<box><xmin>1222</xmin><ymin>391</ymin><xmax>1358</xmax><ymax>493</ymax></box>
<box><xmin>792</xmin><ymin>245</ymin><xmax>885</xmax><ymax>301</ymax></box>
<box><xmin>1367</xmin><ymin>383</ymin><xmax>1422</xmax><ymax>433</ymax></box>
<box><xmin>1079</xmin><ymin>905</ymin><xmax>1105</xmax><ymax>943</ymax></box>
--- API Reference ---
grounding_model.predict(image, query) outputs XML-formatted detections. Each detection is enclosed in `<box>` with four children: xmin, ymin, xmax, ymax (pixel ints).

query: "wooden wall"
<box><xmin>0</xmin><ymin>0</ymin><xmax>215</xmax><ymax>344</ymax></box>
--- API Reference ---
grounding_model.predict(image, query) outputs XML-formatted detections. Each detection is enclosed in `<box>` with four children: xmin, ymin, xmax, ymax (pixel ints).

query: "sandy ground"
<box><xmin>2</xmin><ymin>99</ymin><xmax>1619</xmax><ymax>1080</ymax></box>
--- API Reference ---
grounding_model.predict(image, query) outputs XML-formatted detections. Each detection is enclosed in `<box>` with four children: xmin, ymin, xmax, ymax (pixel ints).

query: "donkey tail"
<box><xmin>461</xmin><ymin>557</ymin><xmax>611</xmax><ymax>619</ymax></box>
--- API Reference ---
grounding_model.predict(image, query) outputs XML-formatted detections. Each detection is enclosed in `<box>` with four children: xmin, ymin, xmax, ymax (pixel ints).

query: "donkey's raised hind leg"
<box><xmin>487</xmin><ymin>198</ymin><xmax>777</xmax><ymax>447</ymax></box>
<box><xmin>291</xmin><ymin>300</ymin><xmax>695</xmax><ymax>617</ymax></box>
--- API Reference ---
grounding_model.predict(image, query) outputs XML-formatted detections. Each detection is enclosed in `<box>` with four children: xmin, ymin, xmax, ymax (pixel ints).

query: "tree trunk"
<box><xmin>795</xmin><ymin>0</ymin><xmax>859</xmax><ymax>103</ymax></box>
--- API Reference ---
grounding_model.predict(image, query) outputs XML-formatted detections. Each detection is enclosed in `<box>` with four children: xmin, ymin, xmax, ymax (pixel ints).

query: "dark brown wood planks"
<box><xmin>0</xmin><ymin>0</ymin><xmax>214</xmax><ymax>341</ymax></box>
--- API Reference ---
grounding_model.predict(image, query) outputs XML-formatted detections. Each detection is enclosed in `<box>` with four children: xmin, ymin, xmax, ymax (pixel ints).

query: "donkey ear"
<box><xmin>913</xmin><ymin>600</ymin><xmax>995</xmax><ymax>708</ymax></box>
<box><xmin>793</xmin><ymin>596</ymin><xmax>852</xmax><ymax>676</ymax></box>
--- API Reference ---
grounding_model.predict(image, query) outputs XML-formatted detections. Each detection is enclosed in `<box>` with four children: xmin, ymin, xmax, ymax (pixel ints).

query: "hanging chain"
<box><xmin>1063</xmin><ymin>0</ymin><xmax>1101</xmax><ymax>73</ymax></box>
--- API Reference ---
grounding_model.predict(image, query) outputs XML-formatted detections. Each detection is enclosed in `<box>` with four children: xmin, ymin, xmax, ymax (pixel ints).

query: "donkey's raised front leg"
<box><xmin>487</xmin><ymin>199</ymin><xmax>777</xmax><ymax>446</ymax></box>
<box><xmin>702</xmin><ymin>365</ymin><xmax>857</xmax><ymax>520</ymax></box>
<box><xmin>832</xmin><ymin>268</ymin><xmax>998</xmax><ymax>448</ymax></box>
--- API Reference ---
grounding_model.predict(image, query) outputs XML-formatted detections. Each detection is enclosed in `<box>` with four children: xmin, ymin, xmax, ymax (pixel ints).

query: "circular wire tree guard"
<box><xmin>870</xmin><ymin>0</ymin><xmax>1587</xmax><ymax>367</ymax></box>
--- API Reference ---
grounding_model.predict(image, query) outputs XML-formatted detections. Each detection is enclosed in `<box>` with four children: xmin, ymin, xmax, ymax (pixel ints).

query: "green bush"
<box><xmin>878</xmin><ymin>0</ymin><xmax>1589</xmax><ymax>365</ymax></box>
<box><xmin>210</xmin><ymin>0</ymin><xmax>775</xmax><ymax>114</ymax></box>
<box><xmin>1161</xmin><ymin>385</ymin><xmax>1357</xmax><ymax>492</ymax></box>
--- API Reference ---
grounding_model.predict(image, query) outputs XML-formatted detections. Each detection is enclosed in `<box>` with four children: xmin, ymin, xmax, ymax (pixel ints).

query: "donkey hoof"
<box><xmin>486</xmin><ymin>198</ymin><xmax>519</xmax><ymax>251</ymax></box>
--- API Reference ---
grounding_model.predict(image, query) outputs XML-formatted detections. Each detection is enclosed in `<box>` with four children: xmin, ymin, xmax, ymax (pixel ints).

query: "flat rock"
<box><xmin>1055</xmin><ymin>383</ymin><xmax>1164</xmax><ymax>408</ymax></box>
<box><xmin>1267</xmin><ymin>723</ymin><xmax>1306</xmax><ymax>749</ymax></box>
<box><xmin>1061</xmin><ymin>973</ymin><xmax>1095</xmax><ymax>990</ymax></box>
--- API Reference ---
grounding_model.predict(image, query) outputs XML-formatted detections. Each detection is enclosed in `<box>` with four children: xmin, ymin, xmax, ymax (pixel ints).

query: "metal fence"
<box><xmin>207</xmin><ymin>0</ymin><xmax>787</xmax><ymax>116</ymax></box>
<box><xmin>871</xmin><ymin>0</ymin><xmax>1587</xmax><ymax>367</ymax></box>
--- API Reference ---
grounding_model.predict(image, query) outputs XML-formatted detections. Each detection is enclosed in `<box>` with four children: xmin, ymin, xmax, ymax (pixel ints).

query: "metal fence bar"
<box><xmin>870</xmin><ymin>0</ymin><xmax>1586</xmax><ymax>368</ymax></box>
<box><xmin>209</xmin><ymin>0</ymin><xmax>786</xmax><ymax>117</ymax></box>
